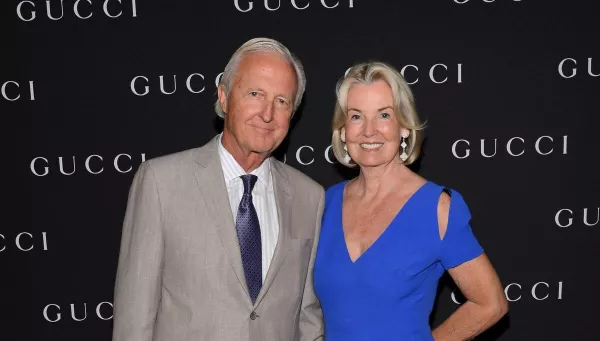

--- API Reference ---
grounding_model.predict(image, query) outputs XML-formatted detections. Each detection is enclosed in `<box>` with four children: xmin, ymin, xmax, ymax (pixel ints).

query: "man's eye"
<box><xmin>250</xmin><ymin>91</ymin><xmax>259</xmax><ymax>96</ymax></box>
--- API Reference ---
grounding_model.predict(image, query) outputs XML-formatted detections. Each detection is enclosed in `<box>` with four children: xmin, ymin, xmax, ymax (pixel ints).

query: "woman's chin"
<box><xmin>354</xmin><ymin>157</ymin><xmax>393</xmax><ymax>169</ymax></box>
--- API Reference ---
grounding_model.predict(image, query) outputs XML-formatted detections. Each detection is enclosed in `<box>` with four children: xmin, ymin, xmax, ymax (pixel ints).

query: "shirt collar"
<box><xmin>217</xmin><ymin>133</ymin><xmax>271</xmax><ymax>188</ymax></box>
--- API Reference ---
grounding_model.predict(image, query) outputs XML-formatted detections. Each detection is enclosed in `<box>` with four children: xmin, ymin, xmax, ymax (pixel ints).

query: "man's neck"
<box><xmin>221</xmin><ymin>132</ymin><xmax>268</xmax><ymax>173</ymax></box>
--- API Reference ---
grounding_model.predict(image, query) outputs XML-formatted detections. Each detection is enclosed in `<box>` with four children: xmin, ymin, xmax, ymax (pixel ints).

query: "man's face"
<box><xmin>219</xmin><ymin>52</ymin><xmax>298</xmax><ymax>156</ymax></box>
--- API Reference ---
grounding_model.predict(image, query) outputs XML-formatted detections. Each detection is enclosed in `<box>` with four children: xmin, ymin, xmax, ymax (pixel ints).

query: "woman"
<box><xmin>313</xmin><ymin>62</ymin><xmax>508</xmax><ymax>340</ymax></box>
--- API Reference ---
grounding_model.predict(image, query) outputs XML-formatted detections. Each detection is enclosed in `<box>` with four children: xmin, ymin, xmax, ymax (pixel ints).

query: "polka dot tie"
<box><xmin>235</xmin><ymin>174</ymin><xmax>262</xmax><ymax>303</ymax></box>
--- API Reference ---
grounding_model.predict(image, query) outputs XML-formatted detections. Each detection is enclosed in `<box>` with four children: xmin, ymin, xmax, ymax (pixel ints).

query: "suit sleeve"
<box><xmin>112</xmin><ymin>162</ymin><xmax>164</xmax><ymax>341</ymax></box>
<box><xmin>299</xmin><ymin>187</ymin><xmax>325</xmax><ymax>341</ymax></box>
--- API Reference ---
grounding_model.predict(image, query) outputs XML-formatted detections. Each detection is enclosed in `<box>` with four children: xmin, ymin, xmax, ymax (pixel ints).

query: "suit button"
<box><xmin>250</xmin><ymin>311</ymin><xmax>257</xmax><ymax>320</ymax></box>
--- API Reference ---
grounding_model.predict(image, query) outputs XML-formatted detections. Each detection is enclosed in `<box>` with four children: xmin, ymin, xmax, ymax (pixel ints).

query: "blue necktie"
<box><xmin>235</xmin><ymin>174</ymin><xmax>262</xmax><ymax>303</ymax></box>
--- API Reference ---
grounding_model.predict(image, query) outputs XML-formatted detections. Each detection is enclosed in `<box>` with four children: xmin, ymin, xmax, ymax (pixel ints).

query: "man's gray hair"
<box><xmin>214</xmin><ymin>37</ymin><xmax>306</xmax><ymax>118</ymax></box>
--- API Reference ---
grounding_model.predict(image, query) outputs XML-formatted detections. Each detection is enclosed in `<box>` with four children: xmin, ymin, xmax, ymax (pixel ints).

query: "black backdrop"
<box><xmin>5</xmin><ymin>1</ymin><xmax>600</xmax><ymax>340</ymax></box>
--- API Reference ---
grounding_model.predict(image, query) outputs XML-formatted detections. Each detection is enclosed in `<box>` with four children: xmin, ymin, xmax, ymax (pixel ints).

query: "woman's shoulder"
<box><xmin>324</xmin><ymin>180</ymin><xmax>349</xmax><ymax>204</ymax></box>
<box><xmin>325</xmin><ymin>180</ymin><xmax>349</xmax><ymax>193</ymax></box>
<box><xmin>424</xmin><ymin>180</ymin><xmax>465</xmax><ymax>199</ymax></box>
<box><xmin>425</xmin><ymin>180</ymin><xmax>471</xmax><ymax>221</ymax></box>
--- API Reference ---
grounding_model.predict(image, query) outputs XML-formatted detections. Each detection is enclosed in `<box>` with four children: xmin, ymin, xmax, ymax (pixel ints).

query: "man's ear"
<box><xmin>217</xmin><ymin>84</ymin><xmax>228</xmax><ymax>114</ymax></box>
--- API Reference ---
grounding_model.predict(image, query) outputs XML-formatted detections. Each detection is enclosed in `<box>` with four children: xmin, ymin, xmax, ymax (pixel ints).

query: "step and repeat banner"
<box><xmin>6</xmin><ymin>0</ymin><xmax>599</xmax><ymax>340</ymax></box>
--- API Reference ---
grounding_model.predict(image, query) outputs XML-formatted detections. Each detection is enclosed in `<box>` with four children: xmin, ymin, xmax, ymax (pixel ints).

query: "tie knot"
<box><xmin>240</xmin><ymin>174</ymin><xmax>258</xmax><ymax>195</ymax></box>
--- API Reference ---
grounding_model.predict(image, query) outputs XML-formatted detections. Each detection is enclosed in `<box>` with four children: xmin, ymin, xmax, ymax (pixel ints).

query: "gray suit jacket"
<box><xmin>112</xmin><ymin>136</ymin><xmax>324</xmax><ymax>341</ymax></box>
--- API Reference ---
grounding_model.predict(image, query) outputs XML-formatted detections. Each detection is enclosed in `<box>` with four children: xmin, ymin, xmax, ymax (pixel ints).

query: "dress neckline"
<box><xmin>339</xmin><ymin>180</ymin><xmax>431</xmax><ymax>264</ymax></box>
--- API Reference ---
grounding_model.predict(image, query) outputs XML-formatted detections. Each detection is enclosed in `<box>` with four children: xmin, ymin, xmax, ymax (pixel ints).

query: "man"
<box><xmin>112</xmin><ymin>38</ymin><xmax>324</xmax><ymax>341</ymax></box>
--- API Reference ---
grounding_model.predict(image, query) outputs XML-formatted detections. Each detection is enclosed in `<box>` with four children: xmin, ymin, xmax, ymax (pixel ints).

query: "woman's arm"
<box><xmin>432</xmin><ymin>192</ymin><xmax>508</xmax><ymax>340</ymax></box>
<box><xmin>432</xmin><ymin>254</ymin><xmax>508</xmax><ymax>340</ymax></box>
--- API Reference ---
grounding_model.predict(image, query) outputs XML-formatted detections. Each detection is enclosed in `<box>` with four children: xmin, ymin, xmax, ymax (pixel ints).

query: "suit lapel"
<box><xmin>193</xmin><ymin>139</ymin><xmax>295</xmax><ymax>307</ymax></box>
<box><xmin>192</xmin><ymin>137</ymin><xmax>250</xmax><ymax>299</ymax></box>
<box><xmin>254</xmin><ymin>159</ymin><xmax>294</xmax><ymax>307</ymax></box>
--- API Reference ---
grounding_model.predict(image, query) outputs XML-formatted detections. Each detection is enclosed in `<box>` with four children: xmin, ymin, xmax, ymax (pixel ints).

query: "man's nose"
<box><xmin>260</xmin><ymin>101</ymin><xmax>275</xmax><ymax>123</ymax></box>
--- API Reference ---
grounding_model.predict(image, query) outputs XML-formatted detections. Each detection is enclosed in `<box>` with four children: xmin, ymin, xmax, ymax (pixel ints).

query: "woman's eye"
<box><xmin>380</xmin><ymin>112</ymin><xmax>390</xmax><ymax>119</ymax></box>
<box><xmin>350</xmin><ymin>114</ymin><xmax>361</xmax><ymax>120</ymax></box>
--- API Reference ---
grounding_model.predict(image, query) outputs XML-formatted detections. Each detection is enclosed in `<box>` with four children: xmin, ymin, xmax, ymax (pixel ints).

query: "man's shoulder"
<box><xmin>272</xmin><ymin>159</ymin><xmax>323</xmax><ymax>197</ymax></box>
<box><xmin>143</xmin><ymin>137</ymin><xmax>217</xmax><ymax>174</ymax></box>
<box><xmin>141</xmin><ymin>148</ymin><xmax>197</xmax><ymax>178</ymax></box>
<box><xmin>148</xmin><ymin>148</ymin><xmax>197</xmax><ymax>165</ymax></box>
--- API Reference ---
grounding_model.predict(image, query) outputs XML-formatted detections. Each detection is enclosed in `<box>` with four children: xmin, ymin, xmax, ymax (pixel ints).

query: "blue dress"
<box><xmin>314</xmin><ymin>181</ymin><xmax>484</xmax><ymax>341</ymax></box>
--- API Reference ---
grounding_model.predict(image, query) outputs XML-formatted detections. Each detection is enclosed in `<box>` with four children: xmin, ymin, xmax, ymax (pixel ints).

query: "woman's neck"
<box><xmin>352</xmin><ymin>156</ymin><xmax>410</xmax><ymax>199</ymax></box>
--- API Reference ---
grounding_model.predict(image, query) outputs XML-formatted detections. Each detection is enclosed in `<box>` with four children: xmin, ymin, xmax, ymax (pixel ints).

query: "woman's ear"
<box><xmin>400</xmin><ymin>128</ymin><xmax>409</xmax><ymax>139</ymax></box>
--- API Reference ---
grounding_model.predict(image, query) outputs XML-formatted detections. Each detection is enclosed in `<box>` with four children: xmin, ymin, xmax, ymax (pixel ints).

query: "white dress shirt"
<box><xmin>217</xmin><ymin>134</ymin><xmax>280</xmax><ymax>282</ymax></box>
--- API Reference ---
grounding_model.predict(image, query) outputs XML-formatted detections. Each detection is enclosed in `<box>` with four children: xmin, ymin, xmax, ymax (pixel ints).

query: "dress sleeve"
<box><xmin>439</xmin><ymin>189</ymin><xmax>484</xmax><ymax>269</ymax></box>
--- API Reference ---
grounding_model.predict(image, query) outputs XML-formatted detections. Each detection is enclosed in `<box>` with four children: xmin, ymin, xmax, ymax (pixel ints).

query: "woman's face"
<box><xmin>343</xmin><ymin>80</ymin><xmax>407</xmax><ymax>168</ymax></box>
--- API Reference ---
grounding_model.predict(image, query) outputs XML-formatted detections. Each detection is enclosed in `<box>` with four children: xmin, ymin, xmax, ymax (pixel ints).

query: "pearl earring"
<box><xmin>341</xmin><ymin>129</ymin><xmax>351</xmax><ymax>163</ymax></box>
<box><xmin>400</xmin><ymin>132</ymin><xmax>409</xmax><ymax>162</ymax></box>
<box><xmin>343</xmin><ymin>144</ymin><xmax>351</xmax><ymax>164</ymax></box>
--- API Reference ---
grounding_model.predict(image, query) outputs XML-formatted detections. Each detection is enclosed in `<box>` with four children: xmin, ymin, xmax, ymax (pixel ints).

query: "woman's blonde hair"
<box><xmin>331</xmin><ymin>61</ymin><xmax>426</xmax><ymax>167</ymax></box>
